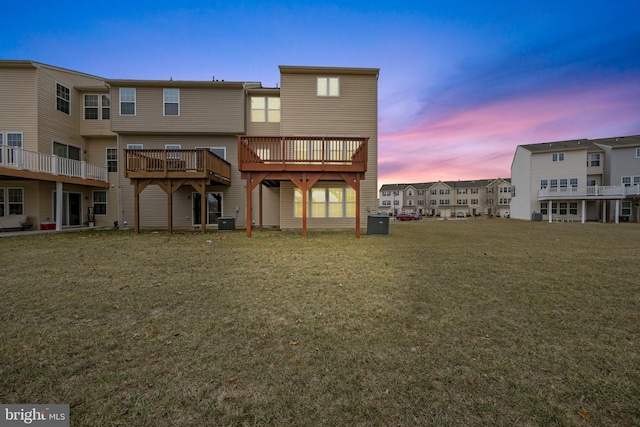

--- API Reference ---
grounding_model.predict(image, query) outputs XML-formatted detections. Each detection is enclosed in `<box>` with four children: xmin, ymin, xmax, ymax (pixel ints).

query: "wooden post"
<box><xmin>167</xmin><ymin>179</ymin><xmax>173</xmax><ymax>234</ymax></box>
<box><xmin>134</xmin><ymin>179</ymin><xmax>140</xmax><ymax>233</ymax></box>
<box><xmin>259</xmin><ymin>183</ymin><xmax>263</xmax><ymax>231</ymax></box>
<box><xmin>201</xmin><ymin>179</ymin><xmax>207</xmax><ymax>233</ymax></box>
<box><xmin>302</xmin><ymin>173</ymin><xmax>307</xmax><ymax>238</ymax></box>
<box><xmin>246</xmin><ymin>173</ymin><xmax>252</xmax><ymax>237</ymax></box>
<box><xmin>355</xmin><ymin>174</ymin><xmax>361</xmax><ymax>238</ymax></box>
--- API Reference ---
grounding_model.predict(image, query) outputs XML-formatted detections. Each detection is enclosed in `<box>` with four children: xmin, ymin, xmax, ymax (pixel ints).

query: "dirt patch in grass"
<box><xmin>1</xmin><ymin>220</ymin><xmax>639</xmax><ymax>426</ymax></box>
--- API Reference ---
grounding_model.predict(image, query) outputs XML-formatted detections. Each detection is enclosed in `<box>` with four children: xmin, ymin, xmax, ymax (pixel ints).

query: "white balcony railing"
<box><xmin>539</xmin><ymin>185</ymin><xmax>640</xmax><ymax>200</ymax></box>
<box><xmin>0</xmin><ymin>145</ymin><xmax>107</xmax><ymax>182</ymax></box>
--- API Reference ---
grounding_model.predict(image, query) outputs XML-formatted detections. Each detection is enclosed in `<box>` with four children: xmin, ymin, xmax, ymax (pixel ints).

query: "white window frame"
<box><xmin>163</xmin><ymin>88</ymin><xmax>180</xmax><ymax>116</ymax></box>
<box><xmin>251</xmin><ymin>96</ymin><xmax>280</xmax><ymax>122</ymax></box>
<box><xmin>317</xmin><ymin>77</ymin><xmax>340</xmax><ymax>97</ymax></box>
<box><xmin>621</xmin><ymin>176</ymin><xmax>631</xmax><ymax>186</ymax></box>
<box><xmin>56</xmin><ymin>82</ymin><xmax>70</xmax><ymax>114</ymax></box>
<box><xmin>106</xmin><ymin>148</ymin><xmax>118</xmax><ymax>172</ymax></box>
<box><xmin>589</xmin><ymin>153</ymin><xmax>600</xmax><ymax>167</ymax></box>
<box><xmin>294</xmin><ymin>187</ymin><xmax>355</xmax><ymax>218</ymax></box>
<box><xmin>196</xmin><ymin>147</ymin><xmax>226</xmax><ymax>160</ymax></box>
<box><xmin>127</xmin><ymin>144</ymin><xmax>143</xmax><ymax>150</ymax></box>
<box><xmin>636</xmin><ymin>147</ymin><xmax>640</xmax><ymax>158</ymax></box>
<box><xmin>92</xmin><ymin>190</ymin><xmax>107</xmax><ymax>215</ymax></box>
<box><xmin>165</xmin><ymin>144</ymin><xmax>181</xmax><ymax>159</ymax></box>
<box><xmin>3</xmin><ymin>187</ymin><xmax>24</xmax><ymax>216</ymax></box>
<box><xmin>120</xmin><ymin>88</ymin><xmax>136</xmax><ymax>115</ymax></box>
<box><xmin>84</xmin><ymin>94</ymin><xmax>111</xmax><ymax>120</ymax></box>
<box><xmin>552</xmin><ymin>152</ymin><xmax>565</xmax><ymax>162</ymax></box>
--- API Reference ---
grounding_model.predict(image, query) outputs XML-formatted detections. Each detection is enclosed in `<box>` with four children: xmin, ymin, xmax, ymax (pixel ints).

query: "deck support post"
<box><xmin>134</xmin><ymin>179</ymin><xmax>140</xmax><ymax>233</ymax></box>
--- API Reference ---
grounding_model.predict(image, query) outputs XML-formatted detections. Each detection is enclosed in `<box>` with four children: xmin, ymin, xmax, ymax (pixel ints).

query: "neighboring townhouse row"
<box><xmin>510</xmin><ymin>135</ymin><xmax>640</xmax><ymax>223</ymax></box>
<box><xmin>379</xmin><ymin>178</ymin><xmax>512</xmax><ymax>218</ymax></box>
<box><xmin>0</xmin><ymin>61</ymin><xmax>379</xmax><ymax>236</ymax></box>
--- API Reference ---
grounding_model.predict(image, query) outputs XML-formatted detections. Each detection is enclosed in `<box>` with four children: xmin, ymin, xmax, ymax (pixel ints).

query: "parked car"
<box><xmin>411</xmin><ymin>212</ymin><xmax>422</xmax><ymax>220</ymax></box>
<box><xmin>456</xmin><ymin>212</ymin><xmax>466</xmax><ymax>218</ymax></box>
<box><xmin>395</xmin><ymin>212</ymin><xmax>415</xmax><ymax>221</ymax></box>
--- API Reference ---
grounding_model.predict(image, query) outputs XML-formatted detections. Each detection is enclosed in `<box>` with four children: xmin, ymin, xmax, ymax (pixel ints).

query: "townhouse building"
<box><xmin>379</xmin><ymin>178</ymin><xmax>512</xmax><ymax>218</ymax></box>
<box><xmin>510</xmin><ymin>135</ymin><xmax>640</xmax><ymax>223</ymax></box>
<box><xmin>0</xmin><ymin>61</ymin><xmax>379</xmax><ymax>236</ymax></box>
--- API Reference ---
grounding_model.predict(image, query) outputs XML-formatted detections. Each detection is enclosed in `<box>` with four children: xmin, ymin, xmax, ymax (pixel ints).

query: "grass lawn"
<box><xmin>1</xmin><ymin>219</ymin><xmax>638</xmax><ymax>426</ymax></box>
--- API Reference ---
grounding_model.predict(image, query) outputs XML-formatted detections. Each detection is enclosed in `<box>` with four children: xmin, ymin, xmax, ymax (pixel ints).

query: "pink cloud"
<box><xmin>378</xmin><ymin>77</ymin><xmax>640</xmax><ymax>187</ymax></box>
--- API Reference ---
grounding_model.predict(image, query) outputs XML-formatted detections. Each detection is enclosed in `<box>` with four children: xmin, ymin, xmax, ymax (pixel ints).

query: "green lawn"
<box><xmin>1</xmin><ymin>219</ymin><xmax>638</xmax><ymax>426</ymax></box>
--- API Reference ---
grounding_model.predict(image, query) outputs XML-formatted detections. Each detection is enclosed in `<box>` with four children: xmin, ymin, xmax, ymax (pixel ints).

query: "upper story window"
<box><xmin>540</xmin><ymin>179</ymin><xmax>548</xmax><ymax>189</ymax></box>
<box><xmin>570</xmin><ymin>178</ymin><xmax>578</xmax><ymax>188</ymax></box>
<box><xmin>381</xmin><ymin>191</ymin><xmax>390</xmax><ymax>197</ymax></box>
<box><xmin>407</xmin><ymin>190</ymin><xmax>414</xmax><ymax>196</ymax></box>
<box><xmin>430</xmin><ymin>189</ymin><xmax>437</xmax><ymax>195</ymax></box>
<box><xmin>439</xmin><ymin>189</ymin><xmax>450</xmax><ymax>195</ymax></box>
<box><xmin>588</xmin><ymin>153</ymin><xmax>600</xmax><ymax>167</ymax></box>
<box><xmin>636</xmin><ymin>148</ymin><xmax>640</xmax><ymax>158</ymax></box>
<box><xmin>56</xmin><ymin>83</ymin><xmax>70</xmax><ymax>114</ymax></box>
<box><xmin>317</xmin><ymin>77</ymin><xmax>340</xmax><ymax>97</ymax></box>
<box><xmin>471</xmin><ymin>188</ymin><xmax>478</xmax><ymax>194</ymax></box>
<box><xmin>251</xmin><ymin>97</ymin><xmax>280</xmax><ymax>122</ymax></box>
<box><xmin>106</xmin><ymin>148</ymin><xmax>118</xmax><ymax>172</ymax></box>
<box><xmin>164</xmin><ymin>89</ymin><xmax>180</xmax><ymax>116</ymax></box>
<box><xmin>120</xmin><ymin>88</ymin><xmax>136</xmax><ymax>115</ymax></box>
<box><xmin>127</xmin><ymin>144</ymin><xmax>143</xmax><ymax>150</ymax></box>
<box><xmin>84</xmin><ymin>94</ymin><xmax>110</xmax><ymax>120</ymax></box>
<box><xmin>457</xmin><ymin>188</ymin><xmax>467</xmax><ymax>194</ymax></box>
<box><xmin>53</xmin><ymin>141</ymin><xmax>81</xmax><ymax>160</ymax></box>
<box><xmin>393</xmin><ymin>191</ymin><xmax>399</xmax><ymax>196</ymax></box>
<box><xmin>622</xmin><ymin>176</ymin><xmax>632</xmax><ymax>186</ymax></box>
<box><xmin>552</xmin><ymin>152</ymin><xmax>565</xmax><ymax>162</ymax></box>
<box><xmin>418</xmin><ymin>190</ymin><xmax>424</xmax><ymax>195</ymax></box>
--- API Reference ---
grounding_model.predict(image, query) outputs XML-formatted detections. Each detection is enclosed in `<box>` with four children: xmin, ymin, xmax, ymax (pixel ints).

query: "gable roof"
<box><xmin>592</xmin><ymin>135</ymin><xmax>640</xmax><ymax>149</ymax></box>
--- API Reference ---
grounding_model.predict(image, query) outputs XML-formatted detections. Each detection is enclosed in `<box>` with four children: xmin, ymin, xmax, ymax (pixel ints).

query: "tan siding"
<box><xmin>0</xmin><ymin>68</ymin><xmax>38</xmax><ymax>150</ymax></box>
<box><xmin>110</xmin><ymin>86</ymin><xmax>246</xmax><ymax>134</ymax></box>
<box><xmin>37</xmin><ymin>66</ymin><xmax>107</xmax><ymax>156</ymax></box>
<box><xmin>118</xmin><ymin>135</ymin><xmax>247</xmax><ymax>229</ymax></box>
<box><xmin>279</xmin><ymin>71</ymin><xmax>378</xmax><ymax>229</ymax></box>
<box><xmin>86</xmin><ymin>137</ymin><xmax>118</xmax><ymax>226</ymax></box>
<box><xmin>250</xmin><ymin>185</ymin><xmax>280</xmax><ymax>227</ymax></box>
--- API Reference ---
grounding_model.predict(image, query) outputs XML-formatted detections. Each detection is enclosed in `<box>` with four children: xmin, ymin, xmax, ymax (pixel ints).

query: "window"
<box><xmin>317</xmin><ymin>77</ymin><xmax>339</xmax><ymax>97</ymax></box>
<box><xmin>394</xmin><ymin>200</ymin><xmax>399</xmax><ymax>206</ymax></box>
<box><xmin>164</xmin><ymin>89</ymin><xmax>180</xmax><ymax>116</ymax></box>
<box><xmin>430</xmin><ymin>189</ymin><xmax>437</xmax><ymax>195</ymax></box>
<box><xmin>84</xmin><ymin>94</ymin><xmax>111</xmax><ymax>120</ymax></box>
<box><xmin>570</xmin><ymin>202</ymin><xmax>578</xmax><ymax>215</ymax></box>
<box><xmin>471</xmin><ymin>188</ymin><xmax>478</xmax><ymax>194</ymax></box>
<box><xmin>552</xmin><ymin>153</ymin><xmax>565</xmax><ymax>162</ymax></box>
<box><xmin>550</xmin><ymin>179</ymin><xmax>558</xmax><ymax>191</ymax></box>
<box><xmin>471</xmin><ymin>199</ymin><xmax>479</xmax><ymax>205</ymax></box>
<box><xmin>294</xmin><ymin>187</ymin><xmax>355</xmax><ymax>218</ymax></box>
<box><xmin>196</xmin><ymin>147</ymin><xmax>226</xmax><ymax>160</ymax></box>
<box><xmin>418</xmin><ymin>200</ymin><xmax>424</xmax><ymax>205</ymax></box>
<box><xmin>622</xmin><ymin>176</ymin><xmax>631</xmax><ymax>186</ymax></box>
<box><xmin>636</xmin><ymin>148</ymin><xmax>640</xmax><ymax>158</ymax></box>
<box><xmin>1</xmin><ymin>133</ymin><xmax>22</xmax><ymax>163</ymax></box>
<box><xmin>559</xmin><ymin>202</ymin><xmax>567</xmax><ymax>215</ymax></box>
<box><xmin>570</xmin><ymin>178</ymin><xmax>578</xmax><ymax>189</ymax></box>
<box><xmin>106</xmin><ymin>148</ymin><xmax>118</xmax><ymax>172</ymax></box>
<box><xmin>393</xmin><ymin>191</ymin><xmax>399</xmax><ymax>196</ymax></box>
<box><xmin>251</xmin><ymin>97</ymin><xmax>280</xmax><ymax>122</ymax></box>
<box><xmin>540</xmin><ymin>180</ymin><xmax>548</xmax><ymax>189</ymax></box>
<box><xmin>439</xmin><ymin>189</ymin><xmax>450</xmax><ymax>195</ymax></box>
<box><xmin>407</xmin><ymin>190</ymin><xmax>414</xmax><ymax>196</ymax></box>
<box><xmin>457</xmin><ymin>188</ymin><xmax>467</xmax><ymax>194</ymax></box>
<box><xmin>622</xmin><ymin>201</ymin><xmax>632</xmax><ymax>216</ymax></box>
<box><xmin>120</xmin><ymin>88</ymin><xmax>136</xmax><ymax>115</ymax></box>
<box><xmin>560</xmin><ymin>179</ymin><xmax>568</xmax><ymax>190</ymax></box>
<box><xmin>127</xmin><ymin>144</ymin><xmax>143</xmax><ymax>150</ymax></box>
<box><xmin>499</xmin><ymin>198</ymin><xmax>511</xmax><ymax>205</ymax></box>
<box><xmin>92</xmin><ymin>191</ymin><xmax>107</xmax><ymax>215</ymax></box>
<box><xmin>165</xmin><ymin>144</ymin><xmax>181</xmax><ymax>159</ymax></box>
<box><xmin>1</xmin><ymin>188</ymin><xmax>24</xmax><ymax>215</ymax></box>
<box><xmin>382</xmin><ymin>200</ymin><xmax>391</xmax><ymax>206</ymax></box>
<box><xmin>457</xmin><ymin>199</ymin><xmax>467</xmax><ymax>205</ymax></box>
<box><xmin>587</xmin><ymin>179</ymin><xmax>596</xmax><ymax>186</ymax></box>
<box><xmin>381</xmin><ymin>191</ymin><xmax>390</xmax><ymax>197</ymax></box>
<box><xmin>407</xmin><ymin>200</ymin><xmax>414</xmax><ymax>206</ymax></box>
<box><xmin>634</xmin><ymin>176</ymin><xmax>640</xmax><ymax>185</ymax></box>
<box><xmin>589</xmin><ymin>153</ymin><xmax>600</xmax><ymax>167</ymax></box>
<box><xmin>418</xmin><ymin>190</ymin><xmax>424</xmax><ymax>196</ymax></box>
<box><xmin>540</xmin><ymin>202</ymin><xmax>548</xmax><ymax>215</ymax></box>
<box><xmin>440</xmin><ymin>200</ymin><xmax>450</xmax><ymax>205</ymax></box>
<box><xmin>56</xmin><ymin>83</ymin><xmax>70</xmax><ymax>114</ymax></box>
<box><xmin>53</xmin><ymin>142</ymin><xmax>81</xmax><ymax>160</ymax></box>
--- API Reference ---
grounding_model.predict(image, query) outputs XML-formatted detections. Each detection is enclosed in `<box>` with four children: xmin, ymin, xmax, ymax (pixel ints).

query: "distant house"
<box><xmin>510</xmin><ymin>135</ymin><xmax>640</xmax><ymax>222</ymax></box>
<box><xmin>379</xmin><ymin>178</ymin><xmax>511</xmax><ymax>218</ymax></box>
<box><xmin>1</xmin><ymin>61</ymin><xmax>379</xmax><ymax>236</ymax></box>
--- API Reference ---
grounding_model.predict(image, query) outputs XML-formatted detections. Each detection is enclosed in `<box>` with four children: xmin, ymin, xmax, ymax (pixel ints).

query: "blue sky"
<box><xmin>3</xmin><ymin>1</ymin><xmax>639</xmax><ymax>187</ymax></box>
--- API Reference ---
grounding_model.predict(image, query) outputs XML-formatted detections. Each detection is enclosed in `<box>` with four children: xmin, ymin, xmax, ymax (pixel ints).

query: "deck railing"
<box><xmin>539</xmin><ymin>185</ymin><xmax>640</xmax><ymax>199</ymax></box>
<box><xmin>238</xmin><ymin>136</ymin><xmax>368</xmax><ymax>172</ymax></box>
<box><xmin>0</xmin><ymin>145</ymin><xmax>108</xmax><ymax>182</ymax></box>
<box><xmin>125</xmin><ymin>149</ymin><xmax>231</xmax><ymax>183</ymax></box>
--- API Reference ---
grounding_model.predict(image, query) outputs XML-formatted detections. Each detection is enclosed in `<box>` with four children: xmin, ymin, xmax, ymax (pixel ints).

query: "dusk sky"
<box><xmin>3</xmin><ymin>1</ymin><xmax>639</xmax><ymax>188</ymax></box>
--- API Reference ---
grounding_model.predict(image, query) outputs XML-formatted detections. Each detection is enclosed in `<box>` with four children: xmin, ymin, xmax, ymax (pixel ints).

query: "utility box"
<box><xmin>217</xmin><ymin>217</ymin><xmax>235</xmax><ymax>231</ymax></box>
<box><xmin>367</xmin><ymin>214</ymin><xmax>389</xmax><ymax>235</ymax></box>
<box><xmin>531</xmin><ymin>212</ymin><xmax>543</xmax><ymax>221</ymax></box>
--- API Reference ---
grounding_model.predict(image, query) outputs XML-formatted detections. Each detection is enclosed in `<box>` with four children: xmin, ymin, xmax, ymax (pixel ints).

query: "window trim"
<box><xmin>84</xmin><ymin>94</ymin><xmax>111</xmax><ymax>120</ymax></box>
<box><xmin>163</xmin><ymin>88</ymin><xmax>180</xmax><ymax>116</ymax></box>
<box><xmin>2</xmin><ymin>187</ymin><xmax>24</xmax><ymax>216</ymax></box>
<box><xmin>106</xmin><ymin>148</ymin><xmax>118</xmax><ymax>172</ymax></box>
<box><xmin>294</xmin><ymin>187</ymin><xmax>356</xmax><ymax>218</ymax></box>
<box><xmin>552</xmin><ymin>152</ymin><xmax>565</xmax><ymax>162</ymax></box>
<box><xmin>250</xmin><ymin>96</ymin><xmax>281</xmax><ymax>123</ymax></box>
<box><xmin>92</xmin><ymin>190</ymin><xmax>108</xmax><ymax>215</ymax></box>
<box><xmin>126</xmin><ymin>144</ymin><xmax>143</xmax><ymax>150</ymax></box>
<box><xmin>120</xmin><ymin>88</ymin><xmax>136</xmax><ymax>116</ymax></box>
<box><xmin>317</xmin><ymin>77</ymin><xmax>340</xmax><ymax>97</ymax></box>
<box><xmin>56</xmin><ymin>82</ymin><xmax>70</xmax><ymax>115</ymax></box>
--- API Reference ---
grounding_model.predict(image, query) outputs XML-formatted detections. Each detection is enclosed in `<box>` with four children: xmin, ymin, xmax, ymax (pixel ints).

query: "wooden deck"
<box><xmin>238</xmin><ymin>136</ymin><xmax>369</xmax><ymax>238</ymax></box>
<box><xmin>125</xmin><ymin>149</ymin><xmax>231</xmax><ymax>185</ymax></box>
